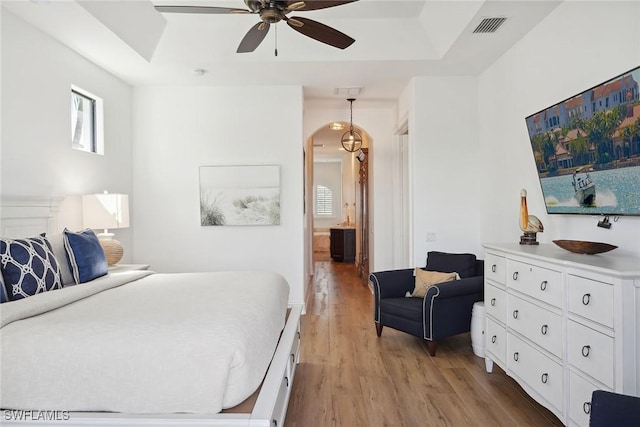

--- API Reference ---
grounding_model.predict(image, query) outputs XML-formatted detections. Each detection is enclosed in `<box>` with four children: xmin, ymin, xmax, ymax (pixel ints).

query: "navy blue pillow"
<box><xmin>63</xmin><ymin>228</ymin><xmax>108</xmax><ymax>284</ymax></box>
<box><xmin>0</xmin><ymin>235</ymin><xmax>63</xmax><ymax>301</ymax></box>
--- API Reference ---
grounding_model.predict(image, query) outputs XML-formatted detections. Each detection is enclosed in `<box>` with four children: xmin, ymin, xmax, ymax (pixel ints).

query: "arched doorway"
<box><xmin>306</xmin><ymin>121</ymin><xmax>370</xmax><ymax>281</ymax></box>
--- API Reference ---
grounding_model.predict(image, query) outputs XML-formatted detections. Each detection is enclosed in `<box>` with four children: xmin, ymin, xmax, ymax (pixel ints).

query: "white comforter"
<box><xmin>0</xmin><ymin>270</ymin><xmax>289</xmax><ymax>414</ymax></box>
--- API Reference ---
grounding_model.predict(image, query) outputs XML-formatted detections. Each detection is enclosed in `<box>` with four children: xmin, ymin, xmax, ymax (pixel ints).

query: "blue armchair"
<box><xmin>589</xmin><ymin>390</ymin><xmax>640</xmax><ymax>426</ymax></box>
<box><xmin>369</xmin><ymin>251</ymin><xmax>484</xmax><ymax>356</ymax></box>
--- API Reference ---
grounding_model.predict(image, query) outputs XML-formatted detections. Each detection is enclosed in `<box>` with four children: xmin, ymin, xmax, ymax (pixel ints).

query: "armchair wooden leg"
<box><xmin>375</xmin><ymin>323</ymin><xmax>383</xmax><ymax>337</ymax></box>
<box><xmin>426</xmin><ymin>340</ymin><xmax>438</xmax><ymax>356</ymax></box>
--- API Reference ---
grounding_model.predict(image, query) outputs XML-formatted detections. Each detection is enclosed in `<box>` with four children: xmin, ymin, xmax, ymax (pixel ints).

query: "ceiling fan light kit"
<box><xmin>341</xmin><ymin>98</ymin><xmax>362</xmax><ymax>153</ymax></box>
<box><xmin>155</xmin><ymin>0</ymin><xmax>358</xmax><ymax>54</ymax></box>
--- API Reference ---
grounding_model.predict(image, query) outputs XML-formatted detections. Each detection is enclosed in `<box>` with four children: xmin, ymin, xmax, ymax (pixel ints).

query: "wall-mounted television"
<box><xmin>525</xmin><ymin>65</ymin><xmax>640</xmax><ymax>216</ymax></box>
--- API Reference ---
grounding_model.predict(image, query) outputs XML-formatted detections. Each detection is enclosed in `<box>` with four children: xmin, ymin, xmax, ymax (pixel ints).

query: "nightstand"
<box><xmin>108</xmin><ymin>264</ymin><xmax>150</xmax><ymax>273</ymax></box>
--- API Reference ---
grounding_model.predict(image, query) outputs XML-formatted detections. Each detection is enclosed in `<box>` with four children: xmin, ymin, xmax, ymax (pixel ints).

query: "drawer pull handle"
<box><xmin>582</xmin><ymin>345</ymin><xmax>591</xmax><ymax>357</ymax></box>
<box><xmin>492</xmin><ymin>264</ymin><xmax>497</xmax><ymax>273</ymax></box>
<box><xmin>512</xmin><ymin>272</ymin><xmax>519</xmax><ymax>281</ymax></box>
<box><xmin>512</xmin><ymin>310</ymin><xmax>519</xmax><ymax>319</ymax></box>
<box><xmin>291</xmin><ymin>354</ymin><xmax>295</xmax><ymax>363</ymax></box>
<box><xmin>490</xmin><ymin>298</ymin><xmax>496</xmax><ymax>306</ymax></box>
<box><xmin>491</xmin><ymin>335</ymin><xmax>497</xmax><ymax>343</ymax></box>
<box><xmin>285</xmin><ymin>376</ymin><xmax>289</xmax><ymax>387</ymax></box>
<box><xmin>513</xmin><ymin>352</ymin><xmax>519</xmax><ymax>362</ymax></box>
<box><xmin>541</xmin><ymin>324</ymin><xmax>548</xmax><ymax>335</ymax></box>
<box><xmin>583</xmin><ymin>402</ymin><xmax>591</xmax><ymax>415</ymax></box>
<box><xmin>541</xmin><ymin>373</ymin><xmax>548</xmax><ymax>384</ymax></box>
<box><xmin>540</xmin><ymin>280</ymin><xmax>547</xmax><ymax>291</ymax></box>
<box><xmin>582</xmin><ymin>293</ymin><xmax>591</xmax><ymax>305</ymax></box>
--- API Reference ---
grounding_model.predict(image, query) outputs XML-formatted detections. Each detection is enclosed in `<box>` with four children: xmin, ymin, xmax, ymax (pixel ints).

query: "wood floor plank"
<box><xmin>285</xmin><ymin>259</ymin><xmax>564</xmax><ymax>426</ymax></box>
<box><xmin>285</xmin><ymin>362</ymin><xmax>333</xmax><ymax>427</ymax></box>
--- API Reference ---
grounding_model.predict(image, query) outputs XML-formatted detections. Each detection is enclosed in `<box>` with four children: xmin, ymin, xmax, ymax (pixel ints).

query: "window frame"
<box><xmin>71</xmin><ymin>85</ymin><xmax>104</xmax><ymax>155</ymax></box>
<box><xmin>314</xmin><ymin>184</ymin><xmax>335</xmax><ymax>217</ymax></box>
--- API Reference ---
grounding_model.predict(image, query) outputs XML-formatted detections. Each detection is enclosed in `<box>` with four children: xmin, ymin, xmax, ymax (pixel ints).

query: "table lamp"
<box><xmin>82</xmin><ymin>192</ymin><xmax>130</xmax><ymax>265</ymax></box>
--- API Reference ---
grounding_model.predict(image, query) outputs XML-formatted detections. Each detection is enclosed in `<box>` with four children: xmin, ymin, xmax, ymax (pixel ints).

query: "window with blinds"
<box><xmin>314</xmin><ymin>185</ymin><xmax>333</xmax><ymax>216</ymax></box>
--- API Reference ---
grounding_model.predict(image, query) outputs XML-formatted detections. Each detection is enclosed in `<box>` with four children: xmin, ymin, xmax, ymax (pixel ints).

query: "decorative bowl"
<box><xmin>553</xmin><ymin>240</ymin><xmax>618</xmax><ymax>255</ymax></box>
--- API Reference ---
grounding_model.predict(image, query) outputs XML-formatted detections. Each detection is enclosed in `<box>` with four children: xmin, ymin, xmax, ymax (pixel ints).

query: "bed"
<box><xmin>0</xmin><ymin>197</ymin><xmax>302</xmax><ymax>427</ymax></box>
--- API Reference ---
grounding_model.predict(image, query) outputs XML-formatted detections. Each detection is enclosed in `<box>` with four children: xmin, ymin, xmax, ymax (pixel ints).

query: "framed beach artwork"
<box><xmin>199</xmin><ymin>165</ymin><xmax>281</xmax><ymax>226</ymax></box>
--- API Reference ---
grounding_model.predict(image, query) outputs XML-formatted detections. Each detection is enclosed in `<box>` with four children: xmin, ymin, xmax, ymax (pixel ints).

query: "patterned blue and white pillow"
<box><xmin>0</xmin><ymin>235</ymin><xmax>63</xmax><ymax>301</ymax></box>
<box><xmin>63</xmin><ymin>228</ymin><xmax>108</xmax><ymax>284</ymax></box>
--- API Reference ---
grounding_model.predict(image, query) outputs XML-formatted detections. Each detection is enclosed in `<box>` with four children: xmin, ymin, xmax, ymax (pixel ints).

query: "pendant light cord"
<box><xmin>348</xmin><ymin>98</ymin><xmax>355</xmax><ymax>135</ymax></box>
<box><xmin>274</xmin><ymin>25</ymin><xmax>278</xmax><ymax>57</ymax></box>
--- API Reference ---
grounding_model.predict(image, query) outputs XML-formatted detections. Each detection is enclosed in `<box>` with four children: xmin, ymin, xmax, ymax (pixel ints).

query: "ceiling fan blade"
<box><xmin>154</xmin><ymin>6</ymin><xmax>250</xmax><ymax>14</ymax></box>
<box><xmin>286</xmin><ymin>16</ymin><xmax>354</xmax><ymax>49</ymax></box>
<box><xmin>287</xmin><ymin>1</ymin><xmax>358</xmax><ymax>12</ymax></box>
<box><xmin>237</xmin><ymin>22</ymin><xmax>271</xmax><ymax>53</ymax></box>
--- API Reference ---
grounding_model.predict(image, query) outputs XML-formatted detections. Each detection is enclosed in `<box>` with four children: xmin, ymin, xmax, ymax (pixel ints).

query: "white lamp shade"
<box><xmin>82</xmin><ymin>193</ymin><xmax>130</xmax><ymax>230</ymax></box>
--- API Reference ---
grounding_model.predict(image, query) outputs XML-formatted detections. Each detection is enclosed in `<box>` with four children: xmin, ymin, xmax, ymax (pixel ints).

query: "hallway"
<box><xmin>284</xmin><ymin>260</ymin><xmax>563</xmax><ymax>426</ymax></box>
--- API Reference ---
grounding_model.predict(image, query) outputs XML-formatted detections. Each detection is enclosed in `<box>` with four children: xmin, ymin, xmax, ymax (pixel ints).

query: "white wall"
<box><xmin>132</xmin><ymin>86</ymin><xmax>305</xmax><ymax>305</ymax></box>
<box><xmin>479</xmin><ymin>1</ymin><xmax>640</xmax><ymax>257</ymax></box>
<box><xmin>304</xmin><ymin>99</ymin><xmax>398</xmax><ymax>272</ymax></box>
<box><xmin>0</xmin><ymin>9</ymin><xmax>134</xmax><ymax>258</ymax></box>
<box><xmin>400</xmin><ymin>76</ymin><xmax>483</xmax><ymax>265</ymax></box>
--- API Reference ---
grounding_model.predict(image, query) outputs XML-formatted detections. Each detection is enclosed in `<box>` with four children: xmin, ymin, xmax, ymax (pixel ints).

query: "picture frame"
<box><xmin>199</xmin><ymin>165</ymin><xmax>280</xmax><ymax>226</ymax></box>
<box><xmin>525</xmin><ymin>65</ymin><xmax>640</xmax><ymax>216</ymax></box>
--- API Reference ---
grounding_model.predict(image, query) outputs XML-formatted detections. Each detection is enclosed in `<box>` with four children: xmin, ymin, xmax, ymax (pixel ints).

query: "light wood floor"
<box><xmin>284</xmin><ymin>256</ymin><xmax>564</xmax><ymax>426</ymax></box>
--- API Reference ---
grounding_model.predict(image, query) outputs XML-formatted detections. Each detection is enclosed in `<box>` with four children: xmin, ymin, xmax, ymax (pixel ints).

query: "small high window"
<box><xmin>71</xmin><ymin>86</ymin><xmax>104</xmax><ymax>154</ymax></box>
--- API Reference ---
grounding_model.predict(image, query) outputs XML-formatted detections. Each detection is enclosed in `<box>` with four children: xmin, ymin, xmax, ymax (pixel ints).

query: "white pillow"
<box><xmin>48</xmin><ymin>232</ymin><xmax>75</xmax><ymax>286</ymax></box>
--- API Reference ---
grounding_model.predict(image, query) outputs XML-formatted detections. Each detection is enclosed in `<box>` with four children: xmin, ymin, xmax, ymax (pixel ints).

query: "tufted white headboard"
<box><xmin>0</xmin><ymin>197</ymin><xmax>63</xmax><ymax>238</ymax></box>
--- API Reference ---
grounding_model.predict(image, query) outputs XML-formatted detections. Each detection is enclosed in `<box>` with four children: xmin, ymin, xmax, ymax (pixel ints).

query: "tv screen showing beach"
<box><xmin>525</xmin><ymin>65</ymin><xmax>640</xmax><ymax>216</ymax></box>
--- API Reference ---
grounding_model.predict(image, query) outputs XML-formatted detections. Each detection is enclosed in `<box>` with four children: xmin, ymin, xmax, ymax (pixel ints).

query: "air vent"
<box><xmin>333</xmin><ymin>87</ymin><xmax>363</xmax><ymax>96</ymax></box>
<box><xmin>473</xmin><ymin>17</ymin><xmax>507</xmax><ymax>34</ymax></box>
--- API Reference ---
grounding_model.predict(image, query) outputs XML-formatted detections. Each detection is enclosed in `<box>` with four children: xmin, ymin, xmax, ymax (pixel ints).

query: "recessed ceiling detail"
<box><xmin>3</xmin><ymin>0</ymin><xmax>562</xmax><ymax>100</ymax></box>
<box><xmin>472</xmin><ymin>17</ymin><xmax>507</xmax><ymax>34</ymax></box>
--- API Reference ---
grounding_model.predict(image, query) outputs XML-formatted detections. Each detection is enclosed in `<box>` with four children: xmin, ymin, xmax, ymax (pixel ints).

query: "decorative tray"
<box><xmin>553</xmin><ymin>240</ymin><xmax>618</xmax><ymax>255</ymax></box>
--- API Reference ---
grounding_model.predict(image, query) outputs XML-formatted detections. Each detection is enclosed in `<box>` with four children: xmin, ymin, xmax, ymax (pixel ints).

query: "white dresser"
<box><xmin>483</xmin><ymin>243</ymin><xmax>640</xmax><ymax>426</ymax></box>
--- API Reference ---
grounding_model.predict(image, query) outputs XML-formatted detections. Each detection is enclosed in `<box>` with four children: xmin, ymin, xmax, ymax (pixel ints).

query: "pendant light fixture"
<box><xmin>341</xmin><ymin>98</ymin><xmax>363</xmax><ymax>153</ymax></box>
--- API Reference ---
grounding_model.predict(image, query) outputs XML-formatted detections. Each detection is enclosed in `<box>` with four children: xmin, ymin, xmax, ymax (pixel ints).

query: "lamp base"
<box><xmin>98</xmin><ymin>235</ymin><xmax>124</xmax><ymax>266</ymax></box>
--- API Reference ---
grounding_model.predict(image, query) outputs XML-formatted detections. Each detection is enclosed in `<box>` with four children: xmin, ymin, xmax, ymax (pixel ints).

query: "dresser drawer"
<box><xmin>486</xmin><ymin>317</ymin><xmax>506</xmax><ymax>365</ymax></box>
<box><xmin>507</xmin><ymin>333</ymin><xmax>564</xmax><ymax>414</ymax></box>
<box><xmin>507</xmin><ymin>259</ymin><xmax>562</xmax><ymax>308</ymax></box>
<box><xmin>485</xmin><ymin>283</ymin><xmax>507</xmax><ymax>324</ymax></box>
<box><xmin>568</xmin><ymin>275</ymin><xmax>613</xmax><ymax>328</ymax></box>
<box><xmin>569</xmin><ymin>371</ymin><xmax>603</xmax><ymax>427</ymax></box>
<box><xmin>508</xmin><ymin>294</ymin><xmax>563</xmax><ymax>358</ymax></box>
<box><xmin>567</xmin><ymin>320</ymin><xmax>614</xmax><ymax>388</ymax></box>
<box><xmin>485</xmin><ymin>252</ymin><xmax>506</xmax><ymax>285</ymax></box>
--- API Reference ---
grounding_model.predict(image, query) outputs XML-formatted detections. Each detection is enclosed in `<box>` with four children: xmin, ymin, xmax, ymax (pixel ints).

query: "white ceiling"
<box><xmin>2</xmin><ymin>0</ymin><xmax>562</xmax><ymax>101</ymax></box>
<box><xmin>2</xmin><ymin>0</ymin><xmax>562</xmax><ymax>156</ymax></box>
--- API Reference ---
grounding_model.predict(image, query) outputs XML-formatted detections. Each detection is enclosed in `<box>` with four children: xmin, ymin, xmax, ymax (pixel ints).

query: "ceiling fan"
<box><xmin>155</xmin><ymin>0</ymin><xmax>358</xmax><ymax>54</ymax></box>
